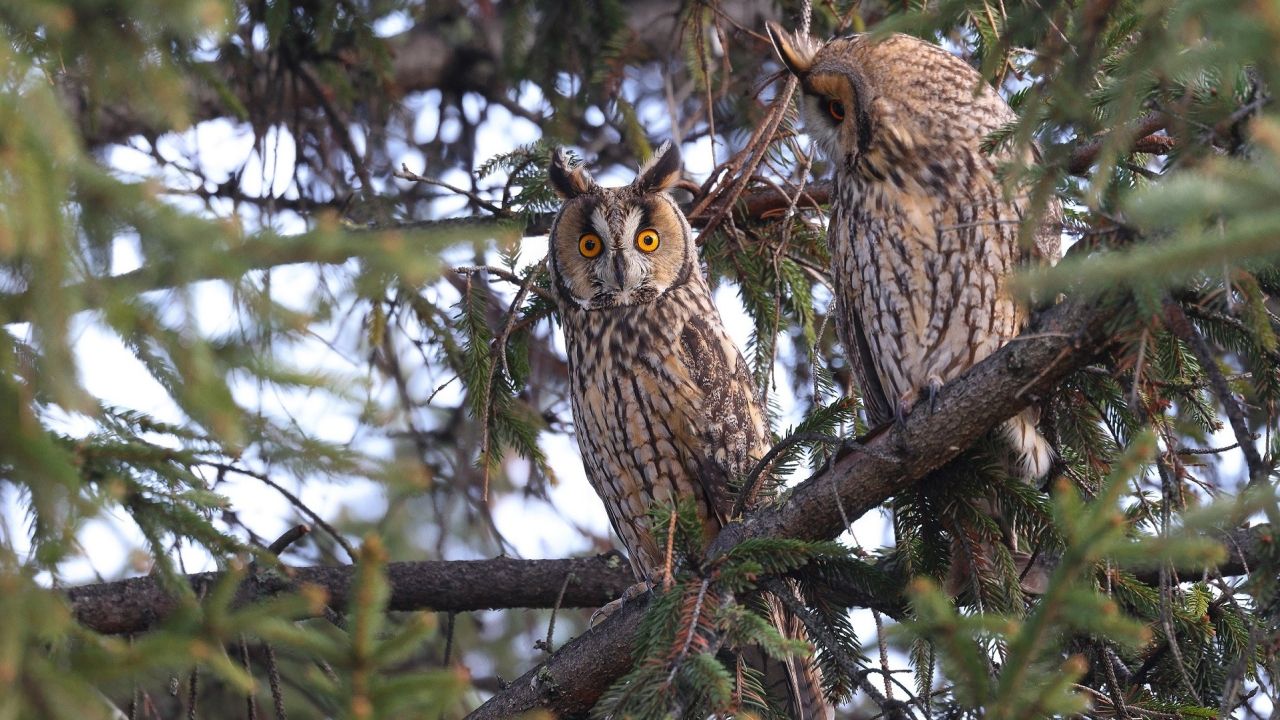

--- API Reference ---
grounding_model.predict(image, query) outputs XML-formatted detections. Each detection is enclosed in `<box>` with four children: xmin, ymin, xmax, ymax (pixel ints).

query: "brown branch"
<box><xmin>466</xmin><ymin>293</ymin><xmax>1124</xmax><ymax>718</ymax></box>
<box><xmin>1066</xmin><ymin>111</ymin><xmax>1171</xmax><ymax>175</ymax></box>
<box><xmin>66</xmin><ymin>553</ymin><xmax>634</xmax><ymax>636</ymax></box>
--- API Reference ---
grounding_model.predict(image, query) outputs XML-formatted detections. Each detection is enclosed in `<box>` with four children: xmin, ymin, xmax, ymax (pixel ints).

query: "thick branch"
<box><xmin>466</xmin><ymin>294</ymin><xmax>1124</xmax><ymax>718</ymax></box>
<box><xmin>66</xmin><ymin>553</ymin><xmax>634</xmax><ymax>636</ymax></box>
<box><xmin>63</xmin><ymin>518</ymin><xmax>1268</xmax><ymax>639</ymax></box>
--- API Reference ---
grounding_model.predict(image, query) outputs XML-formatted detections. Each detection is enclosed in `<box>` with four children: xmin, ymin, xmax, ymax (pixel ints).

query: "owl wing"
<box><xmin>677</xmin><ymin>314</ymin><xmax>771</xmax><ymax>519</ymax></box>
<box><xmin>828</xmin><ymin>204</ymin><xmax>895</xmax><ymax>427</ymax></box>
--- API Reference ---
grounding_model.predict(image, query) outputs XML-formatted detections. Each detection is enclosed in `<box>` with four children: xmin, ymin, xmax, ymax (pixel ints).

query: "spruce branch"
<box><xmin>1164</xmin><ymin>301</ymin><xmax>1272</xmax><ymax>486</ymax></box>
<box><xmin>466</xmin><ymin>293</ymin><xmax>1124</xmax><ymax>718</ymax></box>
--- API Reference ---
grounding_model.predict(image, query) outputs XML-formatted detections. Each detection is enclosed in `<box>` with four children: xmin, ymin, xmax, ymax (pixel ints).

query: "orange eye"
<box><xmin>827</xmin><ymin>99</ymin><xmax>845</xmax><ymax>122</ymax></box>
<box><xmin>635</xmin><ymin>228</ymin><xmax>660</xmax><ymax>253</ymax></box>
<box><xmin>579</xmin><ymin>232</ymin><xmax>602</xmax><ymax>258</ymax></box>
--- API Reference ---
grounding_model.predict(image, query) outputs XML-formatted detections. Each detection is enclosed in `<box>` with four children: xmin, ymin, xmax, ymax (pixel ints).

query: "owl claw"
<box><xmin>894</xmin><ymin>400</ymin><xmax>909</xmax><ymax>425</ymax></box>
<box><xmin>590</xmin><ymin>580</ymin><xmax>652</xmax><ymax>628</ymax></box>
<box><xmin>927</xmin><ymin>377</ymin><xmax>944</xmax><ymax>414</ymax></box>
<box><xmin>895</xmin><ymin>389</ymin><xmax>917</xmax><ymax>425</ymax></box>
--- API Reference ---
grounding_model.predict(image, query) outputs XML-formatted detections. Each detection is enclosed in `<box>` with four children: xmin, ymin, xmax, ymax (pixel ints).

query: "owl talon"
<box><xmin>895</xmin><ymin>390</ymin><xmax>917</xmax><ymax>425</ymax></box>
<box><xmin>927</xmin><ymin>377</ymin><xmax>944</xmax><ymax>414</ymax></box>
<box><xmin>590</xmin><ymin>580</ymin><xmax>653</xmax><ymax>628</ymax></box>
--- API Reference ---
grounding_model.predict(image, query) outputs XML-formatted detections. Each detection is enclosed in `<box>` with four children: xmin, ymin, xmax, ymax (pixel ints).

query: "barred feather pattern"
<box><xmin>548</xmin><ymin>144</ymin><xmax>833</xmax><ymax>718</ymax></box>
<box><xmin>768</xmin><ymin>28</ymin><xmax>1061</xmax><ymax>592</ymax></box>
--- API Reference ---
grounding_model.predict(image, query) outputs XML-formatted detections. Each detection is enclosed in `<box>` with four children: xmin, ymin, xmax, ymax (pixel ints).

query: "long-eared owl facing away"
<box><xmin>547</xmin><ymin>143</ymin><xmax>831</xmax><ymax>719</ymax></box>
<box><xmin>766</xmin><ymin>26</ymin><xmax>1062</xmax><ymax>590</ymax></box>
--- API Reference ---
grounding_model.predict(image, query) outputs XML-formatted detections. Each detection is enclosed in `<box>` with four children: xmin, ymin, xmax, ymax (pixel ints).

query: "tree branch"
<box><xmin>466</xmin><ymin>293</ymin><xmax>1124</xmax><ymax>718</ymax></box>
<box><xmin>66</xmin><ymin>553</ymin><xmax>634</xmax><ymax>636</ymax></box>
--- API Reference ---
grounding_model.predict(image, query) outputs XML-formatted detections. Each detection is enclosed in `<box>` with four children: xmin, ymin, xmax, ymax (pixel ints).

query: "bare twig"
<box><xmin>210</xmin><ymin>462</ymin><xmax>358</xmax><ymax>562</ymax></box>
<box><xmin>267</xmin><ymin>524</ymin><xmax>312</xmax><ymax>556</ymax></box>
<box><xmin>537</xmin><ymin>573</ymin><xmax>574</xmax><ymax>655</ymax></box>
<box><xmin>397</xmin><ymin>165</ymin><xmax>509</xmax><ymax>217</ymax></box>
<box><xmin>1164</xmin><ymin>302</ymin><xmax>1271</xmax><ymax>486</ymax></box>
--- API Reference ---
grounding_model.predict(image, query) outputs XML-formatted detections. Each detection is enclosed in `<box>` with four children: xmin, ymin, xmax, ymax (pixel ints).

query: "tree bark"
<box><xmin>66</xmin><ymin>553</ymin><xmax>634</xmax><ymax>636</ymax></box>
<box><xmin>465</xmin><ymin>293</ymin><xmax>1124</xmax><ymax>718</ymax></box>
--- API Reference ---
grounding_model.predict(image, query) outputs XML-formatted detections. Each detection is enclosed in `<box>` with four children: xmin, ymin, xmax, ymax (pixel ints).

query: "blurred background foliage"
<box><xmin>1</xmin><ymin>0</ymin><xmax>1279</xmax><ymax>717</ymax></box>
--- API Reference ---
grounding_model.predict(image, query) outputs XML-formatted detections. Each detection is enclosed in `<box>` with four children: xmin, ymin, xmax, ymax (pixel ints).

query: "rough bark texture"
<box><xmin>66</xmin><ymin>553</ymin><xmax>634</xmax><ymax>636</ymax></box>
<box><xmin>465</xmin><ymin>294</ymin><xmax>1123</xmax><ymax>718</ymax></box>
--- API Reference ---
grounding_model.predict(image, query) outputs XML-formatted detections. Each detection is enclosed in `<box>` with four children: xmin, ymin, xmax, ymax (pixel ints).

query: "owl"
<box><xmin>766</xmin><ymin>25</ymin><xmax>1062</xmax><ymax>593</ymax></box>
<box><xmin>547</xmin><ymin>142</ymin><xmax>831</xmax><ymax>719</ymax></box>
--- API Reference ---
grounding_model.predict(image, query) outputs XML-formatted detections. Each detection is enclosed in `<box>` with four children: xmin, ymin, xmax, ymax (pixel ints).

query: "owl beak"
<box><xmin>611</xmin><ymin>252</ymin><xmax>627</xmax><ymax>290</ymax></box>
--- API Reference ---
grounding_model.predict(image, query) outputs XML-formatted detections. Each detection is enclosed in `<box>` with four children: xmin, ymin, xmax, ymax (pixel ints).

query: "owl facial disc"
<box><xmin>547</xmin><ymin>142</ymin><xmax>695</xmax><ymax>310</ymax></box>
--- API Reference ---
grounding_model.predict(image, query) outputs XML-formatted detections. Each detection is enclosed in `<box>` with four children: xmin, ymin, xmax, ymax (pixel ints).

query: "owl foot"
<box><xmin>589</xmin><ymin>580</ymin><xmax>652</xmax><ymax>628</ymax></box>
<box><xmin>927</xmin><ymin>376</ymin><xmax>944</xmax><ymax>414</ymax></box>
<box><xmin>894</xmin><ymin>390</ymin><xmax>917</xmax><ymax>425</ymax></box>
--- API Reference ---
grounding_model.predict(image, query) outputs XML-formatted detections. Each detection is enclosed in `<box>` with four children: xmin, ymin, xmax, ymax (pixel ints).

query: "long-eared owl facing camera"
<box><xmin>767</xmin><ymin>25</ymin><xmax>1063</xmax><ymax>592</ymax></box>
<box><xmin>547</xmin><ymin>142</ymin><xmax>831</xmax><ymax>718</ymax></box>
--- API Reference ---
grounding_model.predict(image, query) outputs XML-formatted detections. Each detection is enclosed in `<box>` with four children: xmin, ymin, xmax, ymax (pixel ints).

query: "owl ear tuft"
<box><xmin>549</xmin><ymin>148</ymin><xmax>597</xmax><ymax>199</ymax></box>
<box><xmin>766</xmin><ymin>20</ymin><xmax>816</xmax><ymax>77</ymax></box>
<box><xmin>635</xmin><ymin>141</ymin><xmax>682</xmax><ymax>193</ymax></box>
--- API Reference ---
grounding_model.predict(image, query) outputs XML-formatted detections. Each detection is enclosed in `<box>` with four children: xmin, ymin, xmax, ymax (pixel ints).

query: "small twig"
<box><xmin>732</xmin><ymin>432</ymin><xmax>843</xmax><ymax>517</ymax></box>
<box><xmin>443</xmin><ymin>612</ymin><xmax>457</xmax><ymax>666</ymax></box>
<box><xmin>1164</xmin><ymin>301</ymin><xmax>1271</xmax><ymax>486</ymax></box>
<box><xmin>1098</xmin><ymin>641</ymin><xmax>1131</xmax><ymax>720</ymax></box>
<box><xmin>240</xmin><ymin>636</ymin><xmax>258</xmax><ymax>720</ymax></box>
<box><xmin>267</xmin><ymin>524</ymin><xmax>312</xmax><ymax>556</ymax></box>
<box><xmin>873</xmin><ymin>608</ymin><xmax>893</xmax><ymax>702</ymax></box>
<box><xmin>662</xmin><ymin>511</ymin><xmax>678</xmax><ymax>592</ymax></box>
<box><xmin>538</xmin><ymin>573</ymin><xmax>574</xmax><ymax>655</ymax></box>
<box><xmin>665</xmin><ymin>579</ymin><xmax>712</xmax><ymax>687</ymax></box>
<box><xmin>1178</xmin><ymin>439</ymin><xmax>1255</xmax><ymax>456</ymax></box>
<box><xmin>1155</xmin><ymin>451</ymin><xmax>1204</xmax><ymax>706</ymax></box>
<box><xmin>493</xmin><ymin>259</ymin><xmax>546</xmax><ymax>383</ymax></box>
<box><xmin>211</xmin><ymin>463</ymin><xmax>357</xmax><ymax>562</ymax></box>
<box><xmin>397</xmin><ymin>165</ymin><xmax>509</xmax><ymax>216</ymax></box>
<box><xmin>265</xmin><ymin>643</ymin><xmax>288</xmax><ymax>720</ymax></box>
<box><xmin>186</xmin><ymin>666</ymin><xmax>199</xmax><ymax>720</ymax></box>
<box><xmin>452</xmin><ymin>264</ymin><xmax>557</xmax><ymax>305</ymax></box>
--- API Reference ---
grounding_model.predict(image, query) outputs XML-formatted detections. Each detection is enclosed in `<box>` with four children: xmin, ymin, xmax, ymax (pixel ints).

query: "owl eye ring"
<box><xmin>578</xmin><ymin>232</ymin><xmax>603</xmax><ymax>258</ymax></box>
<box><xmin>635</xmin><ymin>228</ymin><xmax>660</xmax><ymax>253</ymax></box>
<box><xmin>827</xmin><ymin>99</ymin><xmax>846</xmax><ymax>122</ymax></box>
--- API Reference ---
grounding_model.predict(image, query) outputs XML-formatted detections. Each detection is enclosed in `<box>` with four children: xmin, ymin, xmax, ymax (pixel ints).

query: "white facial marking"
<box><xmin>621</xmin><ymin>206</ymin><xmax>644</xmax><ymax>247</ymax></box>
<box><xmin>589</xmin><ymin>206</ymin><xmax>612</xmax><ymax>244</ymax></box>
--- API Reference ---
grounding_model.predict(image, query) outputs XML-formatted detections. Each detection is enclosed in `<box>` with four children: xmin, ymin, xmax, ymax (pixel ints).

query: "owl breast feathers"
<box><xmin>767</xmin><ymin>25</ymin><xmax>1062</xmax><ymax>481</ymax></box>
<box><xmin>547</xmin><ymin>143</ymin><xmax>833</xmax><ymax>719</ymax></box>
<box><xmin>546</xmin><ymin>141</ymin><xmax>771</xmax><ymax>579</ymax></box>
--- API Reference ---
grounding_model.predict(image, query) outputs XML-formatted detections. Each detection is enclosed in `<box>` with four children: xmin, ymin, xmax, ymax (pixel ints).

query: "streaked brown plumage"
<box><xmin>547</xmin><ymin>142</ymin><xmax>831</xmax><ymax>718</ymax></box>
<box><xmin>767</xmin><ymin>26</ymin><xmax>1062</xmax><ymax>593</ymax></box>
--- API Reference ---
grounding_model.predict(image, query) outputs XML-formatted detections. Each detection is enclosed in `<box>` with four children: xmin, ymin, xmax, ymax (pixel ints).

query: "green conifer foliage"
<box><xmin>2</xmin><ymin>0</ymin><xmax>1280</xmax><ymax>717</ymax></box>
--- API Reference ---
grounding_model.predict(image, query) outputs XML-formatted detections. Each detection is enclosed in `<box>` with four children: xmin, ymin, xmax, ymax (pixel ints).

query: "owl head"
<box><xmin>766</xmin><ymin>22</ymin><xmax>1001</xmax><ymax>168</ymax></box>
<box><xmin>546</xmin><ymin>141</ymin><xmax>696</xmax><ymax>311</ymax></box>
<box><xmin>765</xmin><ymin>22</ymin><xmax>874</xmax><ymax>165</ymax></box>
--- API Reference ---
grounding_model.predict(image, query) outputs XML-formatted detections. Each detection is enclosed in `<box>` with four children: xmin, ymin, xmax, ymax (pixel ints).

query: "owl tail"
<box><xmin>943</xmin><ymin>409</ymin><xmax>1056</xmax><ymax>598</ymax></box>
<box><xmin>1000</xmin><ymin>407</ymin><xmax>1054</xmax><ymax>483</ymax></box>
<box><xmin>743</xmin><ymin>591</ymin><xmax>834</xmax><ymax>720</ymax></box>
